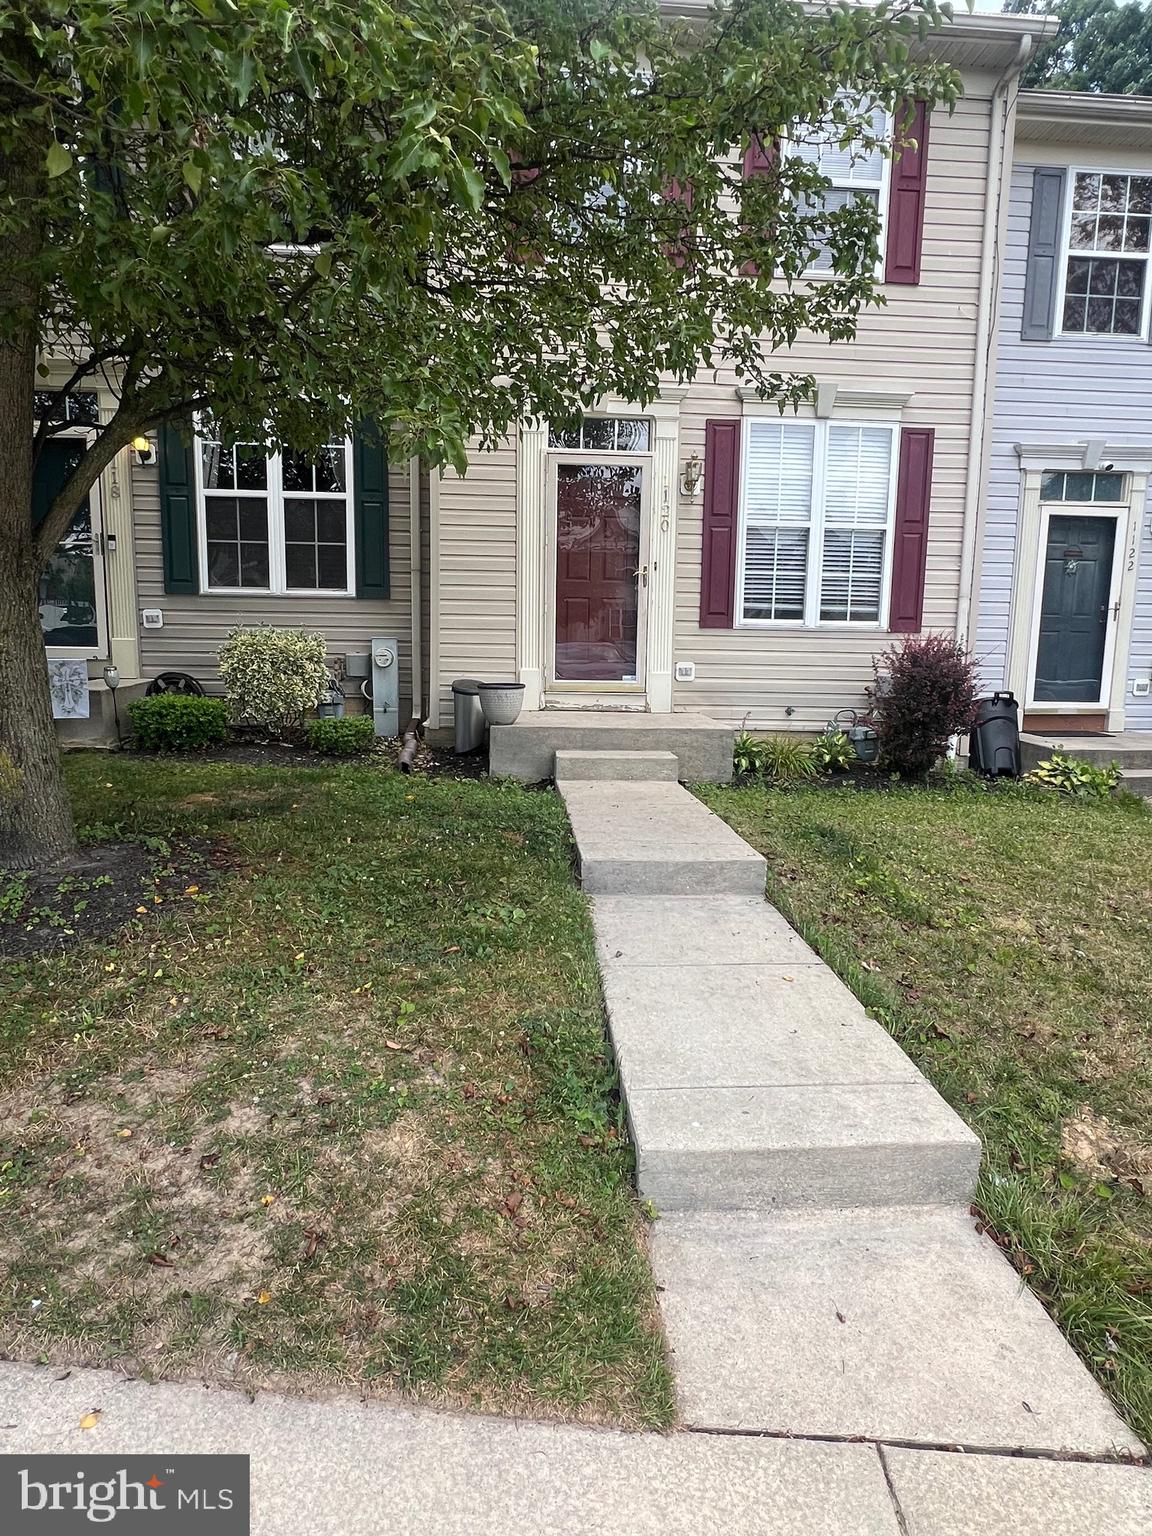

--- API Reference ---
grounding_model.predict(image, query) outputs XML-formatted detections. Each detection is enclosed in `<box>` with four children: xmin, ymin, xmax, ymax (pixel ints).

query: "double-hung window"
<box><xmin>786</xmin><ymin>98</ymin><xmax>890</xmax><ymax>272</ymax></box>
<box><xmin>1060</xmin><ymin>171</ymin><xmax>1152</xmax><ymax>337</ymax></box>
<box><xmin>739</xmin><ymin>418</ymin><xmax>896</xmax><ymax>627</ymax></box>
<box><xmin>196</xmin><ymin>430</ymin><xmax>354</xmax><ymax>594</ymax></box>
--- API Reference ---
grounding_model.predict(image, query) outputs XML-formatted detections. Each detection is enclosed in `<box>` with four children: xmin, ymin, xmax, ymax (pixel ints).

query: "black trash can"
<box><xmin>968</xmin><ymin>691</ymin><xmax>1021</xmax><ymax>778</ymax></box>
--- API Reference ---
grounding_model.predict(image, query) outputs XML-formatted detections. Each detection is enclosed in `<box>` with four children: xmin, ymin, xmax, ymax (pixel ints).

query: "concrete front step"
<box><xmin>1020</xmin><ymin>732</ymin><xmax>1152</xmax><ymax>771</ymax></box>
<box><xmin>554</xmin><ymin>749</ymin><xmax>679</xmax><ymax>782</ymax></box>
<box><xmin>561</xmin><ymin>782</ymin><xmax>765</xmax><ymax>896</ymax></box>
<box><xmin>1120</xmin><ymin>769</ymin><xmax>1152</xmax><ymax>796</ymax></box>
<box><xmin>653</xmin><ymin>1205</ymin><xmax>1146</xmax><ymax>1457</ymax></box>
<box><xmin>591</xmin><ymin>895</ymin><xmax>980</xmax><ymax>1210</ymax></box>
<box><xmin>490</xmin><ymin>711</ymin><xmax>734</xmax><ymax>783</ymax></box>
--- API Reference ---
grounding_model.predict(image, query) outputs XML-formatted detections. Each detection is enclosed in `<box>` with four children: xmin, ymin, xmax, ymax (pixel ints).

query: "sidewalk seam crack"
<box><xmin>878</xmin><ymin>1444</ymin><xmax>911</xmax><ymax>1536</ymax></box>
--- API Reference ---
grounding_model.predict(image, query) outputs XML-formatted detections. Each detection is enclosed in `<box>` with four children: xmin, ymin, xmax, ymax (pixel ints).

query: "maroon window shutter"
<box><xmin>888</xmin><ymin>426</ymin><xmax>934</xmax><ymax>632</ymax></box>
<box><xmin>741</xmin><ymin>135</ymin><xmax>778</xmax><ymax>276</ymax></box>
<box><xmin>699</xmin><ymin>419</ymin><xmax>741</xmax><ymax>628</ymax></box>
<box><xmin>884</xmin><ymin>100</ymin><xmax>930</xmax><ymax>285</ymax></box>
<box><xmin>664</xmin><ymin>178</ymin><xmax>694</xmax><ymax>267</ymax></box>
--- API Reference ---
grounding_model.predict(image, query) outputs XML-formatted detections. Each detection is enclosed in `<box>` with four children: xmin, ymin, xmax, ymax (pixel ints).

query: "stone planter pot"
<box><xmin>479</xmin><ymin>682</ymin><xmax>526</xmax><ymax>727</ymax></box>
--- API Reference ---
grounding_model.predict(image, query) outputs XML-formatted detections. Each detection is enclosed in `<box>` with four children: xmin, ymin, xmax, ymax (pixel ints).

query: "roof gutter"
<box><xmin>955</xmin><ymin>33</ymin><xmax>1034</xmax><ymax>648</ymax></box>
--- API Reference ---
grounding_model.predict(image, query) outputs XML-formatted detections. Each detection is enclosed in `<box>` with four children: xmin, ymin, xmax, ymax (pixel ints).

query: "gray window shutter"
<box><xmin>1021</xmin><ymin>167</ymin><xmax>1066</xmax><ymax>341</ymax></box>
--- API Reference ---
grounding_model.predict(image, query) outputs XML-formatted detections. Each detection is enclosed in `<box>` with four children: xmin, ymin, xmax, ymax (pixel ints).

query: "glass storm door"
<box><xmin>33</xmin><ymin>437</ymin><xmax>104</xmax><ymax>655</ymax></box>
<box><xmin>551</xmin><ymin>461</ymin><xmax>646</xmax><ymax>685</ymax></box>
<box><xmin>1034</xmin><ymin>515</ymin><xmax>1116</xmax><ymax>703</ymax></box>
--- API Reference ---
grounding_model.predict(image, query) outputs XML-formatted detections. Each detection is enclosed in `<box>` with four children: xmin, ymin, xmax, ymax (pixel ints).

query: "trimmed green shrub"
<box><xmin>306</xmin><ymin>714</ymin><xmax>376</xmax><ymax>756</ymax></box>
<box><xmin>128</xmin><ymin>694</ymin><xmax>228</xmax><ymax>752</ymax></box>
<box><xmin>217</xmin><ymin>625</ymin><xmax>329</xmax><ymax>735</ymax></box>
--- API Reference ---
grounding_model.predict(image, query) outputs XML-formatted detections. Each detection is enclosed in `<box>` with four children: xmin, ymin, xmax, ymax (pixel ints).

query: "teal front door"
<box><xmin>1034</xmin><ymin>515</ymin><xmax>1116</xmax><ymax>704</ymax></box>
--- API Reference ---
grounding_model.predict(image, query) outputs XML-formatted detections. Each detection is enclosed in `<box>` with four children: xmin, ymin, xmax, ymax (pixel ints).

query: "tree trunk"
<box><xmin>0</xmin><ymin>68</ymin><xmax>77</xmax><ymax>868</ymax></box>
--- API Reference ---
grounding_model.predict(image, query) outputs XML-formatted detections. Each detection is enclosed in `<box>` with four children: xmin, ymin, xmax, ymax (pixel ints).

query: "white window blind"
<box><xmin>741</xmin><ymin>422</ymin><xmax>814</xmax><ymax>621</ymax></box>
<box><xmin>787</xmin><ymin>98</ymin><xmax>889</xmax><ymax>272</ymax></box>
<box><xmin>820</xmin><ymin>426</ymin><xmax>892</xmax><ymax>622</ymax></box>
<box><xmin>740</xmin><ymin>418</ymin><xmax>896</xmax><ymax>627</ymax></box>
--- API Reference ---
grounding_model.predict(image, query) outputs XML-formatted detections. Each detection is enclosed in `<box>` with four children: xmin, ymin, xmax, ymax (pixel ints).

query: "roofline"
<box><xmin>1018</xmin><ymin>88</ymin><xmax>1152</xmax><ymax>131</ymax></box>
<box><xmin>662</xmin><ymin>2</ymin><xmax>1061</xmax><ymax>55</ymax></box>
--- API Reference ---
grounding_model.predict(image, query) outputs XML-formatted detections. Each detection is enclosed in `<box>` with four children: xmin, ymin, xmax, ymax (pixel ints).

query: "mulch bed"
<box><xmin>0</xmin><ymin>837</ymin><xmax>230</xmax><ymax>960</ymax></box>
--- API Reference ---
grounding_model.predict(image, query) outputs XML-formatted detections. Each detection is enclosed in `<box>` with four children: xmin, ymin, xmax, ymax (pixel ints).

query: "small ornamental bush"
<box><xmin>872</xmin><ymin>633</ymin><xmax>979</xmax><ymax>779</ymax></box>
<box><xmin>128</xmin><ymin>694</ymin><xmax>228</xmax><ymax>752</ymax></box>
<box><xmin>306</xmin><ymin>714</ymin><xmax>376</xmax><ymax>756</ymax></box>
<box><xmin>1026</xmin><ymin>751</ymin><xmax>1120</xmax><ymax>799</ymax></box>
<box><xmin>760</xmin><ymin>735</ymin><xmax>816</xmax><ymax>783</ymax></box>
<box><xmin>217</xmin><ymin>625</ymin><xmax>329</xmax><ymax>735</ymax></box>
<box><xmin>810</xmin><ymin>730</ymin><xmax>855</xmax><ymax>774</ymax></box>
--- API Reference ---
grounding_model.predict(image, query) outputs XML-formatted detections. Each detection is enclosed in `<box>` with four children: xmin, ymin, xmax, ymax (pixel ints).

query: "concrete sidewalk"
<box><xmin>2</xmin><ymin>1361</ymin><xmax>1150</xmax><ymax>1535</ymax></box>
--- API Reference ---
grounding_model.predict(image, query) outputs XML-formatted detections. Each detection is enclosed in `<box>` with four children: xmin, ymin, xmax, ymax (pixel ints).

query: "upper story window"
<box><xmin>787</xmin><ymin>99</ymin><xmax>891</xmax><ymax>273</ymax></box>
<box><xmin>738</xmin><ymin>418</ymin><xmax>896</xmax><ymax>627</ymax></box>
<box><xmin>1061</xmin><ymin>172</ymin><xmax>1152</xmax><ymax>337</ymax></box>
<box><xmin>33</xmin><ymin>389</ymin><xmax>100</xmax><ymax>426</ymax></box>
<box><xmin>1040</xmin><ymin>469</ymin><xmax>1126</xmax><ymax>503</ymax></box>
<box><xmin>197</xmin><ymin>430</ymin><xmax>354</xmax><ymax>594</ymax></box>
<box><xmin>548</xmin><ymin>417</ymin><xmax>651</xmax><ymax>452</ymax></box>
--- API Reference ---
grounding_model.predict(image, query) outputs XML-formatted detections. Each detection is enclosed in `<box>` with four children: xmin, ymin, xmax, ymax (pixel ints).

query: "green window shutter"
<box><xmin>159</xmin><ymin>421</ymin><xmax>200</xmax><ymax>594</ymax></box>
<box><xmin>353</xmin><ymin>422</ymin><xmax>390</xmax><ymax>599</ymax></box>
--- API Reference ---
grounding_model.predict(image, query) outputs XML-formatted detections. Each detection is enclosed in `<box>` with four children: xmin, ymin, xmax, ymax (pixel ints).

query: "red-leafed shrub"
<box><xmin>872</xmin><ymin>633</ymin><xmax>979</xmax><ymax>779</ymax></box>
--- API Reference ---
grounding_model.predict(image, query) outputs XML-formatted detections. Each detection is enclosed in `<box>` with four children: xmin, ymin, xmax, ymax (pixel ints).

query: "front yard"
<box><xmin>698</xmin><ymin>779</ymin><xmax>1152</xmax><ymax>1444</ymax></box>
<box><xmin>0</xmin><ymin>756</ymin><xmax>672</xmax><ymax>1428</ymax></box>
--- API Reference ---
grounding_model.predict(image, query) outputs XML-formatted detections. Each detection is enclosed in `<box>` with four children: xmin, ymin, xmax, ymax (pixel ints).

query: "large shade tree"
<box><xmin>0</xmin><ymin>0</ymin><xmax>957</xmax><ymax>866</ymax></box>
<box><xmin>1007</xmin><ymin>0</ymin><xmax>1152</xmax><ymax>94</ymax></box>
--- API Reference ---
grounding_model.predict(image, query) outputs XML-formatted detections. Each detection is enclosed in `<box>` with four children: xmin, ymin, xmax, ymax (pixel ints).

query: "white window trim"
<box><xmin>735</xmin><ymin>415</ymin><xmax>899</xmax><ymax>631</ymax></box>
<box><xmin>194</xmin><ymin>435</ymin><xmax>356</xmax><ymax>597</ymax></box>
<box><xmin>1054</xmin><ymin>165</ymin><xmax>1152</xmax><ymax>342</ymax></box>
<box><xmin>1024</xmin><ymin>497</ymin><xmax>1127</xmax><ymax>712</ymax></box>
<box><xmin>781</xmin><ymin>100</ymin><xmax>893</xmax><ymax>281</ymax></box>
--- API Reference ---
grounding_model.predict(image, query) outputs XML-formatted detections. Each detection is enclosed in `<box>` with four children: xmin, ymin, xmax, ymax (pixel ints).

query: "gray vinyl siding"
<box><xmin>977</xmin><ymin>158</ymin><xmax>1152</xmax><ymax>726</ymax></box>
<box><xmin>132</xmin><ymin>455</ymin><xmax>421</xmax><ymax>718</ymax></box>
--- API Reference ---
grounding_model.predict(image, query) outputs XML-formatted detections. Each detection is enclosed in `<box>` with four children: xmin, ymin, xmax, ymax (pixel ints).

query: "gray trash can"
<box><xmin>452</xmin><ymin>678</ymin><xmax>485</xmax><ymax>754</ymax></box>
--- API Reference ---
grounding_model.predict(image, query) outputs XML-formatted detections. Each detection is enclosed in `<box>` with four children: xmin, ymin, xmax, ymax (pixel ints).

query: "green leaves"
<box><xmin>8</xmin><ymin>0</ymin><xmax>960</xmax><ymax>466</ymax></box>
<box><xmin>44</xmin><ymin>140</ymin><xmax>72</xmax><ymax>179</ymax></box>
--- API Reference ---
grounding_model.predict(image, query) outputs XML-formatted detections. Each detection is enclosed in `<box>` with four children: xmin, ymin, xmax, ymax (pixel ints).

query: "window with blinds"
<box><xmin>739</xmin><ymin>419</ymin><xmax>896</xmax><ymax>626</ymax></box>
<box><xmin>787</xmin><ymin>97</ymin><xmax>890</xmax><ymax>273</ymax></box>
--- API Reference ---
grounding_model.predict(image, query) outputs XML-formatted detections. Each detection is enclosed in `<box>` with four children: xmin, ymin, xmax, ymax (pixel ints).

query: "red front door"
<box><xmin>553</xmin><ymin>462</ymin><xmax>643</xmax><ymax>683</ymax></box>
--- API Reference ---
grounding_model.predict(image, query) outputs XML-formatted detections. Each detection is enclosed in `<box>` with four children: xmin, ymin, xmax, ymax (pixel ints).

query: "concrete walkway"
<box><xmin>557</xmin><ymin>767</ymin><xmax>1148</xmax><ymax>1490</ymax></box>
<box><xmin>3</xmin><ymin>1361</ymin><xmax>1151</xmax><ymax>1535</ymax></box>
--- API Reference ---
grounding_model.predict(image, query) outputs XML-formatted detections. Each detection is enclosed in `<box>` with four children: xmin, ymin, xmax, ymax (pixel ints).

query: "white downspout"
<box><xmin>955</xmin><ymin>35</ymin><xmax>1032</xmax><ymax>648</ymax></box>
<box><xmin>408</xmin><ymin>455</ymin><xmax>423</xmax><ymax>719</ymax></box>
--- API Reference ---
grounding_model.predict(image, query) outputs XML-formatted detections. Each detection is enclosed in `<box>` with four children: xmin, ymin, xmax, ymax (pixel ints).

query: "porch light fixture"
<box><xmin>680</xmin><ymin>451</ymin><xmax>703</xmax><ymax>499</ymax></box>
<box><xmin>132</xmin><ymin>435</ymin><xmax>154</xmax><ymax>466</ymax></box>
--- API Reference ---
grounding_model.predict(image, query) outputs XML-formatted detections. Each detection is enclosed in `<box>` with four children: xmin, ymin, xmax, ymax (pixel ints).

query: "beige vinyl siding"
<box><xmin>431</xmin><ymin>441</ymin><xmax>518</xmax><ymax>723</ymax></box>
<box><xmin>429</xmin><ymin>79</ymin><xmax>997</xmax><ymax>731</ymax></box>
<box><xmin>672</xmin><ymin>87</ymin><xmax>993</xmax><ymax>730</ymax></box>
<box><xmin>133</xmin><ymin>454</ymin><xmax>419</xmax><ymax>717</ymax></box>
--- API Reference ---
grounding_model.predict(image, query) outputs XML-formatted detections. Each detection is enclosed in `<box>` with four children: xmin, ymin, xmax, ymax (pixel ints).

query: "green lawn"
<box><xmin>698</xmin><ymin>779</ymin><xmax>1152</xmax><ymax>1444</ymax></box>
<box><xmin>0</xmin><ymin>756</ymin><xmax>673</xmax><ymax>1428</ymax></box>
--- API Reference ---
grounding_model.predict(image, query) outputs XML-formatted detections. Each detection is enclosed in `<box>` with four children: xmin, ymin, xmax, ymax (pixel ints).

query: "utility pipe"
<box><xmin>955</xmin><ymin>34</ymin><xmax>1033</xmax><ymax>649</ymax></box>
<box><xmin>408</xmin><ymin>453</ymin><xmax>424</xmax><ymax>719</ymax></box>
